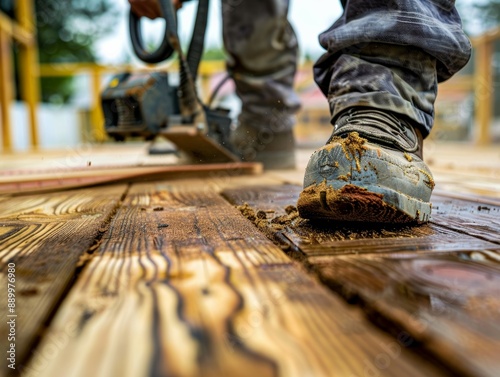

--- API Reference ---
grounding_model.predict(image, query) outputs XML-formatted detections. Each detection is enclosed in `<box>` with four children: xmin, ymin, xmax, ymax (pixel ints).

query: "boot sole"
<box><xmin>297</xmin><ymin>182</ymin><xmax>431</xmax><ymax>224</ymax></box>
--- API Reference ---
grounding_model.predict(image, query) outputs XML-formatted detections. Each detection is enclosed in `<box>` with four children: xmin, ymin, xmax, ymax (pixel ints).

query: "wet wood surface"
<box><xmin>21</xmin><ymin>181</ymin><xmax>448</xmax><ymax>377</ymax></box>
<box><xmin>222</xmin><ymin>184</ymin><xmax>500</xmax><ymax>377</ymax></box>
<box><xmin>222</xmin><ymin>185</ymin><xmax>500</xmax><ymax>256</ymax></box>
<box><xmin>2</xmin><ymin>174</ymin><xmax>499</xmax><ymax>377</ymax></box>
<box><xmin>431</xmin><ymin>193</ymin><xmax>500</xmax><ymax>243</ymax></box>
<box><xmin>0</xmin><ymin>185</ymin><xmax>128</xmax><ymax>368</ymax></box>
<box><xmin>314</xmin><ymin>250</ymin><xmax>500</xmax><ymax>377</ymax></box>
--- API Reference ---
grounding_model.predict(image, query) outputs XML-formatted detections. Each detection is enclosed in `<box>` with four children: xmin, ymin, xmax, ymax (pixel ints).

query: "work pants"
<box><xmin>221</xmin><ymin>0</ymin><xmax>471</xmax><ymax>136</ymax></box>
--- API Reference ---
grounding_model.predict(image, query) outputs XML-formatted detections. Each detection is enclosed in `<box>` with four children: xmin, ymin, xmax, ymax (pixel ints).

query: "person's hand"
<box><xmin>128</xmin><ymin>0</ymin><xmax>182</xmax><ymax>19</ymax></box>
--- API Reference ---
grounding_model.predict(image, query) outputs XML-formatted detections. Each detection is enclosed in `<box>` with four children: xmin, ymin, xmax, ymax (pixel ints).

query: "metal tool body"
<box><xmin>101</xmin><ymin>0</ymin><xmax>237</xmax><ymax>163</ymax></box>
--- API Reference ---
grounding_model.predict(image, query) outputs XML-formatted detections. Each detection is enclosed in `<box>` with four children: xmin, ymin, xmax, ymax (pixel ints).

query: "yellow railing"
<box><xmin>436</xmin><ymin>29</ymin><xmax>500</xmax><ymax>144</ymax></box>
<box><xmin>1</xmin><ymin>19</ymin><xmax>499</xmax><ymax>150</ymax></box>
<box><xmin>472</xmin><ymin>29</ymin><xmax>499</xmax><ymax>145</ymax></box>
<box><xmin>37</xmin><ymin>60</ymin><xmax>227</xmax><ymax>142</ymax></box>
<box><xmin>0</xmin><ymin>0</ymin><xmax>40</xmax><ymax>152</ymax></box>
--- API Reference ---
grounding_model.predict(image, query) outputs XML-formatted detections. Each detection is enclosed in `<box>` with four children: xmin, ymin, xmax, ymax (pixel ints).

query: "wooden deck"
<box><xmin>1</xmin><ymin>144</ymin><xmax>500</xmax><ymax>377</ymax></box>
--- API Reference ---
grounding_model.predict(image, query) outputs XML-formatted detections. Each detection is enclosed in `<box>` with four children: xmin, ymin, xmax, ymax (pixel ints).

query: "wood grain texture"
<box><xmin>222</xmin><ymin>185</ymin><xmax>499</xmax><ymax>258</ymax></box>
<box><xmin>314</xmin><ymin>250</ymin><xmax>500</xmax><ymax>377</ymax></box>
<box><xmin>0</xmin><ymin>162</ymin><xmax>262</xmax><ymax>195</ymax></box>
<box><xmin>222</xmin><ymin>184</ymin><xmax>500</xmax><ymax>377</ymax></box>
<box><xmin>432</xmin><ymin>171</ymin><xmax>500</xmax><ymax>199</ymax></box>
<box><xmin>24</xmin><ymin>181</ymin><xmax>449</xmax><ymax>377</ymax></box>
<box><xmin>431</xmin><ymin>194</ymin><xmax>500</xmax><ymax>243</ymax></box>
<box><xmin>0</xmin><ymin>185</ymin><xmax>128</xmax><ymax>374</ymax></box>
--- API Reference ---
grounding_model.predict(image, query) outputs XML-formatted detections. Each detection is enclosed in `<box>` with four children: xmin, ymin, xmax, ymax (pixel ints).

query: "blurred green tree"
<box><xmin>0</xmin><ymin>0</ymin><xmax>14</xmax><ymax>17</ymax></box>
<box><xmin>457</xmin><ymin>0</ymin><xmax>500</xmax><ymax>34</ymax></box>
<box><xmin>0</xmin><ymin>0</ymin><xmax>118</xmax><ymax>103</ymax></box>
<box><xmin>202</xmin><ymin>46</ymin><xmax>226</xmax><ymax>61</ymax></box>
<box><xmin>473</xmin><ymin>1</ymin><xmax>500</xmax><ymax>30</ymax></box>
<box><xmin>36</xmin><ymin>0</ymin><xmax>118</xmax><ymax>103</ymax></box>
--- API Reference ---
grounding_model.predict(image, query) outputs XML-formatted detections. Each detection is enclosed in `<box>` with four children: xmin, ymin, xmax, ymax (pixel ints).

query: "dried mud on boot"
<box><xmin>297</xmin><ymin>182</ymin><xmax>418</xmax><ymax>224</ymax></box>
<box><xmin>326</xmin><ymin>132</ymin><xmax>368</xmax><ymax>172</ymax></box>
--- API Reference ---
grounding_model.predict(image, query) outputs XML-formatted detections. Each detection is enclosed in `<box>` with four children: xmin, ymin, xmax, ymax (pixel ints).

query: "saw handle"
<box><xmin>129</xmin><ymin>0</ymin><xmax>178</xmax><ymax>64</ymax></box>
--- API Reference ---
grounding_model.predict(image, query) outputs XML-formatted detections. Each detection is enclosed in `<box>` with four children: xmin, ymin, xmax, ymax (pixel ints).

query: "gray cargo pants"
<box><xmin>222</xmin><ymin>0</ymin><xmax>471</xmax><ymax>137</ymax></box>
<box><xmin>222</xmin><ymin>0</ymin><xmax>300</xmax><ymax>132</ymax></box>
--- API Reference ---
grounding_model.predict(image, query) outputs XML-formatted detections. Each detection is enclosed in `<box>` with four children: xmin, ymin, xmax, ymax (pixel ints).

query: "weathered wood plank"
<box><xmin>432</xmin><ymin>172</ymin><xmax>500</xmax><ymax>199</ymax></box>
<box><xmin>222</xmin><ymin>185</ymin><xmax>499</xmax><ymax>257</ymax></box>
<box><xmin>0</xmin><ymin>163</ymin><xmax>262</xmax><ymax>195</ymax></box>
<box><xmin>313</xmin><ymin>250</ymin><xmax>500</xmax><ymax>377</ymax></box>
<box><xmin>24</xmin><ymin>181</ymin><xmax>449</xmax><ymax>377</ymax></box>
<box><xmin>223</xmin><ymin>184</ymin><xmax>500</xmax><ymax>377</ymax></box>
<box><xmin>433</xmin><ymin>189</ymin><xmax>500</xmax><ymax>207</ymax></box>
<box><xmin>431</xmin><ymin>194</ymin><xmax>500</xmax><ymax>243</ymax></box>
<box><xmin>0</xmin><ymin>185</ymin><xmax>128</xmax><ymax>374</ymax></box>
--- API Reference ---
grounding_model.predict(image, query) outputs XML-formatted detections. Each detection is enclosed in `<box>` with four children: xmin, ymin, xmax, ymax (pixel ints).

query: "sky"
<box><xmin>95</xmin><ymin>0</ymin><xmax>342</xmax><ymax>64</ymax></box>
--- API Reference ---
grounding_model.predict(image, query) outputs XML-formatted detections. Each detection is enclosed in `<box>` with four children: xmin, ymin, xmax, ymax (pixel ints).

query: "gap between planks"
<box><xmin>222</xmin><ymin>183</ymin><xmax>500</xmax><ymax>377</ymax></box>
<box><xmin>0</xmin><ymin>185</ymin><xmax>129</xmax><ymax>376</ymax></box>
<box><xmin>0</xmin><ymin>175</ymin><xmax>284</xmax><ymax>375</ymax></box>
<box><xmin>20</xmin><ymin>180</ymin><xmax>450</xmax><ymax>377</ymax></box>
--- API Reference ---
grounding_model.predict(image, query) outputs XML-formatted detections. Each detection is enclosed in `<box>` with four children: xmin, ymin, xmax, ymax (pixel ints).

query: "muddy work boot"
<box><xmin>230</xmin><ymin>123</ymin><xmax>296</xmax><ymax>170</ymax></box>
<box><xmin>297</xmin><ymin>108</ymin><xmax>434</xmax><ymax>224</ymax></box>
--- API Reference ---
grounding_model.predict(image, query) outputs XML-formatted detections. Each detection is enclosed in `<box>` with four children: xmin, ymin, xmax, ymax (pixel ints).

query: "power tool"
<box><xmin>101</xmin><ymin>0</ymin><xmax>238</xmax><ymax>163</ymax></box>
